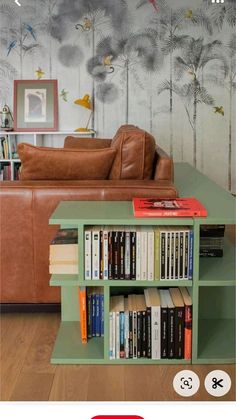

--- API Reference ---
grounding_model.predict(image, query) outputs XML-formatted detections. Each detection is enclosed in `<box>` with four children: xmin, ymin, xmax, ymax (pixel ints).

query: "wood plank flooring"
<box><xmin>0</xmin><ymin>312</ymin><xmax>235</xmax><ymax>401</ymax></box>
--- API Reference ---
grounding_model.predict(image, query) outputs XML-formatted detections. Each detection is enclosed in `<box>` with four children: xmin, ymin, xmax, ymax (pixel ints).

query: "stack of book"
<box><xmin>200</xmin><ymin>225</ymin><xmax>225</xmax><ymax>257</ymax></box>
<box><xmin>0</xmin><ymin>162</ymin><xmax>11</xmax><ymax>180</ymax></box>
<box><xmin>0</xmin><ymin>136</ymin><xmax>10</xmax><ymax>159</ymax></box>
<box><xmin>109</xmin><ymin>287</ymin><xmax>192</xmax><ymax>360</ymax></box>
<box><xmin>49</xmin><ymin>228</ymin><xmax>78</xmax><ymax>274</ymax></box>
<box><xmin>79</xmin><ymin>287</ymin><xmax>104</xmax><ymax>344</ymax></box>
<box><xmin>84</xmin><ymin>226</ymin><xmax>193</xmax><ymax>280</ymax></box>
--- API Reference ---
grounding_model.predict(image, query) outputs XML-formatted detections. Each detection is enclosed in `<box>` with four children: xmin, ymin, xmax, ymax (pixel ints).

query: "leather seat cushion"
<box><xmin>64</xmin><ymin>136</ymin><xmax>112</xmax><ymax>149</ymax></box>
<box><xmin>109</xmin><ymin>125</ymin><xmax>156</xmax><ymax>180</ymax></box>
<box><xmin>17</xmin><ymin>143</ymin><xmax>116</xmax><ymax>180</ymax></box>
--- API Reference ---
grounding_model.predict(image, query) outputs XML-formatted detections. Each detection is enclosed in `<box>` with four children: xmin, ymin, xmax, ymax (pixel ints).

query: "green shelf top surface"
<box><xmin>174</xmin><ymin>163</ymin><xmax>236</xmax><ymax>224</ymax></box>
<box><xmin>49</xmin><ymin>200</ymin><xmax>194</xmax><ymax>225</ymax></box>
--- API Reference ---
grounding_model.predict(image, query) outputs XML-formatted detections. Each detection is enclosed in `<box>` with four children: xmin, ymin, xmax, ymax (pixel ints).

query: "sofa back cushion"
<box><xmin>64</xmin><ymin>136</ymin><xmax>111</xmax><ymax>149</ymax></box>
<box><xmin>17</xmin><ymin>143</ymin><xmax>116</xmax><ymax>180</ymax></box>
<box><xmin>109</xmin><ymin>126</ymin><xmax>156</xmax><ymax>180</ymax></box>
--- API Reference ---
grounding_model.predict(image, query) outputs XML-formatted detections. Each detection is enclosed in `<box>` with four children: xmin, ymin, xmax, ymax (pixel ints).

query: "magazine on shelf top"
<box><xmin>133</xmin><ymin>197</ymin><xmax>208</xmax><ymax>218</ymax></box>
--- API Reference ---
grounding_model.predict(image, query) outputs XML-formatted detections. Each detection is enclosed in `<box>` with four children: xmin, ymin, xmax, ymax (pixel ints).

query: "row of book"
<box><xmin>109</xmin><ymin>287</ymin><xmax>192</xmax><ymax>360</ymax></box>
<box><xmin>0</xmin><ymin>135</ymin><xmax>18</xmax><ymax>160</ymax></box>
<box><xmin>200</xmin><ymin>224</ymin><xmax>225</xmax><ymax>257</ymax></box>
<box><xmin>79</xmin><ymin>287</ymin><xmax>104</xmax><ymax>343</ymax></box>
<box><xmin>0</xmin><ymin>162</ymin><xmax>21</xmax><ymax>180</ymax></box>
<box><xmin>84</xmin><ymin>226</ymin><xmax>193</xmax><ymax>281</ymax></box>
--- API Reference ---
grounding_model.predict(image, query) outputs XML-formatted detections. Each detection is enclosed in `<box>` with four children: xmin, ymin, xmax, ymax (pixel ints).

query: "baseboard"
<box><xmin>0</xmin><ymin>303</ymin><xmax>61</xmax><ymax>313</ymax></box>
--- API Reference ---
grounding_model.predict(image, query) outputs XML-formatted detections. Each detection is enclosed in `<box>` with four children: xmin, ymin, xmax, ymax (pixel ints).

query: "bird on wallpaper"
<box><xmin>60</xmin><ymin>89</ymin><xmax>69</xmax><ymax>102</ymax></box>
<box><xmin>23</xmin><ymin>24</ymin><xmax>37</xmax><ymax>41</ymax></box>
<box><xmin>7</xmin><ymin>40</ymin><xmax>17</xmax><ymax>56</ymax></box>
<box><xmin>75</xmin><ymin>17</ymin><xmax>92</xmax><ymax>31</ymax></box>
<box><xmin>35</xmin><ymin>67</ymin><xmax>45</xmax><ymax>79</ymax></box>
<box><xmin>214</xmin><ymin>106</ymin><xmax>224</xmax><ymax>116</ymax></box>
<box><xmin>136</xmin><ymin>0</ymin><xmax>159</xmax><ymax>12</ymax></box>
<box><xmin>185</xmin><ymin>9</ymin><xmax>193</xmax><ymax>19</ymax></box>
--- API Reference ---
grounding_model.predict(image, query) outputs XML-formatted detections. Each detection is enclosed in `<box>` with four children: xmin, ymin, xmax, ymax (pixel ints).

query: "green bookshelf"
<box><xmin>49</xmin><ymin>163</ymin><xmax>236</xmax><ymax>365</ymax></box>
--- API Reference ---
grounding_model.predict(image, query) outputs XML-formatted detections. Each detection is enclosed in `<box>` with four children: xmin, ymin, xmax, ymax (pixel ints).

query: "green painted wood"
<box><xmin>50</xmin><ymin>277</ymin><xmax>193</xmax><ymax>287</ymax></box>
<box><xmin>49</xmin><ymin>163</ymin><xmax>235</xmax><ymax>364</ymax></box>
<box><xmin>61</xmin><ymin>287</ymin><xmax>80</xmax><ymax>321</ymax></box>
<box><xmin>51</xmin><ymin>321</ymin><xmax>104</xmax><ymax>364</ymax></box>
<box><xmin>49</xmin><ymin>200</ymin><xmax>194</xmax><ymax>226</ymax></box>
<box><xmin>197</xmin><ymin>319</ymin><xmax>235</xmax><ymax>362</ymax></box>
<box><xmin>174</xmin><ymin>163</ymin><xmax>236</xmax><ymax>224</ymax></box>
<box><xmin>199</xmin><ymin>238</ymin><xmax>235</xmax><ymax>284</ymax></box>
<box><xmin>103</xmin><ymin>286</ymin><xmax>110</xmax><ymax>362</ymax></box>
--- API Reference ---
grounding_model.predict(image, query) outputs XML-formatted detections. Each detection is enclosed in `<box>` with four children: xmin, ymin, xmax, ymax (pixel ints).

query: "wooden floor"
<box><xmin>0</xmin><ymin>312</ymin><xmax>235</xmax><ymax>401</ymax></box>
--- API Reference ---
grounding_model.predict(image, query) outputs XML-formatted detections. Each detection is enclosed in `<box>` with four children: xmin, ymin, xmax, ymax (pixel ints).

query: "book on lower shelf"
<box><xmin>200</xmin><ymin>224</ymin><xmax>225</xmax><ymax>257</ymax></box>
<box><xmin>133</xmin><ymin>197</ymin><xmax>207</xmax><ymax>218</ymax></box>
<box><xmin>49</xmin><ymin>228</ymin><xmax>78</xmax><ymax>274</ymax></box>
<box><xmin>109</xmin><ymin>287</ymin><xmax>192</xmax><ymax>360</ymax></box>
<box><xmin>79</xmin><ymin>286</ymin><xmax>104</xmax><ymax>344</ymax></box>
<box><xmin>85</xmin><ymin>226</ymin><xmax>194</xmax><ymax>281</ymax></box>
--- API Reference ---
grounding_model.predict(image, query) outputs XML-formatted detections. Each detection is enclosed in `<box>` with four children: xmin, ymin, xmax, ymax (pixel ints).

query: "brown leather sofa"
<box><xmin>0</xmin><ymin>126</ymin><xmax>177</xmax><ymax>303</ymax></box>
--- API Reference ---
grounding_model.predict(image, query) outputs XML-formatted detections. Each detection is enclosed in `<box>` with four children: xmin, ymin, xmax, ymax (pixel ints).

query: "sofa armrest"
<box><xmin>154</xmin><ymin>145</ymin><xmax>174</xmax><ymax>182</ymax></box>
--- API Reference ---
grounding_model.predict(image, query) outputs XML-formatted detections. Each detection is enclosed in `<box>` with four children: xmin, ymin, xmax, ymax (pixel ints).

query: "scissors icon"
<box><xmin>212</xmin><ymin>377</ymin><xmax>224</xmax><ymax>389</ymax></box>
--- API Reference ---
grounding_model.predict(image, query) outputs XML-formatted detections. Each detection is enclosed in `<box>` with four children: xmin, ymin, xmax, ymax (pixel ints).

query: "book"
<box><xmin>179</xmin><ymin>287</ymin><xmax>192</xmax><ymax>360</ymax></box>
<box><xmin>85</xmin><ymin>228</ymin><xmax>92</xmax><ymax>280</ymax></box>
<box><xmin>124</xmin><ymin>297</ymin><xmax>129</xmax><ymax>358</ymax></box>
<box><xmin>92</xmin><ymin>227</ymin><xmax>100</xmax><ymax>280</ymax></box>
<box><xmin>133</xmin><ymin>197</ymin><xmax>207</xmax><ymax>218</ymax></box>
<box><xmin>135</xmin><ymin>294</ymin><xmax>146</xmax><ymax>358</ymax></box>
<box><xmin>169</xmin><ymin>288</ymin><xmax>185</xmax><ymax>359</ymax></box>
<box><xmin>144</xmin><ymin>288</ymin><xmax>161</xmax><ymax>360</ymax></box>
<box><xmin>79</xmin><ymin>287</ymin><xmax>87</xmax><ymax>344</ymax></box>
<box><xmin>159</xmin><ymin>289</ymin><xmax>168</xmax><ymax>359</ymax></box>
<box><xmin>164</xmin><ymin>289</ymin><xmax>175</xmax><ymax>359</ymax></box>
<box><xmin>49</xmin><ymin>263</ymin><xmax>78</xmax><ymax>274</ymax></box>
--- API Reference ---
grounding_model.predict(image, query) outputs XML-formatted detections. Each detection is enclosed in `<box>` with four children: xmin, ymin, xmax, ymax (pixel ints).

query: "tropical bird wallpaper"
<box><xmin>0</xmin><ymin>0</ymin><xmax>235</xmax><ymax>192</ymax></box>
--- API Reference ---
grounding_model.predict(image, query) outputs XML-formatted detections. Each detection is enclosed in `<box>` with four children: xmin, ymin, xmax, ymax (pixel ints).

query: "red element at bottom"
<box><xmin>92</xmin><ymin>416</ymin><xmax>144</xmax><ymax>419</ymax></box>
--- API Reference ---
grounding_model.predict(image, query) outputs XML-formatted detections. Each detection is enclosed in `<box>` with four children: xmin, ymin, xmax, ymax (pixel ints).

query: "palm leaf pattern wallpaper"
<box><xmin>0</xmin><ymin>0</ymin><xmax>235</xmax><ymax>192</ymax></box>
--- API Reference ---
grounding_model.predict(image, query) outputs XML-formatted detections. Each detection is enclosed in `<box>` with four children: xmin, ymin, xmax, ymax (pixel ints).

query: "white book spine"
<box><xmin>136</xmin><ymin>230</ymin><xmax>141</xmax><ymax>280</ymax></box>
<box><xmin>116</xmin><ymin>312</ymin><xmax>120</xmax><ymax>359</ymax></box>
<box><xmin>125</xmin><ymin>311</ymin><xmax>129</xmax><ymax>358</ymax></box>
<box><xmin>92</xmin><ymin>229</ymin><xmax>100</xmax><ymax>280</ymax></box>
<box><xmin>147</xmin><ymin>229</ymin><xmax>154</xmax><ymax>281</ymax></box>
<box><xmin>151</xmin><ymin>306</ymin><xmax>161</xmax><ymax>360</ymax></box>
<box><xmin>85</xmin><ymin>229</ymin><xmax>92</xmax><ymax>280</ymax></box>
<box><xmin>103</xmin><ymin>229</ymin><xmax>109</xmax><ymax>280</ymax></box>
<box><xmin>133</xmin><ymin>311</ymin><xmax>137</xmax><ymax>359</ymax></box>
<box><xmin>140</xmin><ymin>230</ymin><xmax>147</xmax><ymax>280</ymax></box>
<box><xmin>184</xmin><ymin>231</ymin><xmax>189</xmax><ymax>279</ymax></box>
<box><xmin>109</xmin><ymin>312</ymin><xmax>114</xmax><ymax>359</ymax></box>
<box><xmin>177</xmin><ymin>231</ymin><xmax>181</xmax><ymax>280</ymax></box>
<box><xmin>125</xmin><ymin>229</ymin><xmax>130</xmax><ymax>279</ymax></box>
<box><xmin>169</xmin><ymin>231</ymin><xmax>173</xmax><ymax>280</ymax></box>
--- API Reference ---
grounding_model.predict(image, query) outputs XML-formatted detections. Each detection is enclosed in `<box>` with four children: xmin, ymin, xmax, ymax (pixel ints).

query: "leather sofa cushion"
<box><xmin>17</xmin><ymin>143</ymin><xmax>116</xmax><ymax>180</ymax></box>
<box><xmin>109</xmin><ymin>126</ymin><xmax>156</xmax><ymax>180</ymax></box>
<box><xmin>64</xmin><ymin>136</ymin><xmax>112</xmax><ymax>149</ymax></box>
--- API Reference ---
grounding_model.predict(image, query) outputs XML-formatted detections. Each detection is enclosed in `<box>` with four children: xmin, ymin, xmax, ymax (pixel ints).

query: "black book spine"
<box><xmin>175</xmin><ymin>232</ymin><xmax>179</xmax><ymax>279</ymax></box>
<box><xmin>200</xmin><ymin>225</ymin><xmax>225</xmax><ymax>238</ymax></box>
<box><xmin>128</xmin><ymin>311</ymin><xmax>133</xmax><ymax>358</ymax></box>
<box><xmin>133</xmin><ymin>311</ymin><xmax>137</xmax><ymax>359</ymax></box>
<box><xmin>99</xmin><ymin>230</ymin><xmax>103</xmax><ymax>279</ymax></box>
<box><xmin>184</xmin><ymin>231</ymin><xmax>189</xmax><ymax>279</ymax></box>
<box><xmin>166</xmin><ymin>232</ymin><xmax>170</xmax><ymax>279</ymax></box>
<box><xmin>142</xmin><ymin>311</ymin><xmax>147</xmax><ymax>358</ymax></box>
<box><xmin>137</xmin><ymin>311</ymin><xmax>142</xmax><ymax>358</ymax></box>
<box><xmin>87</xmin><ymin>293</ymin><xmax>92</xmax><ymax>338</ymax></box>
<box><xmin>161</xmin><ymin>307</ymin><xmax>168</xmax><ymax>359</ymax></box>
<box><xmin>179</xmin><ymin>232</ymin><xmax>184</xmax><ymax>279</ymax></box>
<box><xmin>171</xmin><ymin>232</ymin><xmax>174</xmax><ymax>279</ymax></box>
<box><xmin>120</xmin><ymin>231</ymin><xmax>125</xmax><ymax>280</ymax></box>
<box><xmin>146</xmin><ymin>307</ymin><xmax>152</xmax><ymax>358</ymax></box>
<box><xmin>108</xmin><ymin>231</ymin><xmax>113</xmax><ymax>280</ymax></box>
<box><xmin>161</xmin><ymin>232</ymin><xmax>165</xmax><ymax>280</ymax></box>
<box><xmin>200</xmin><ymin>249</ymin><xmax>223</xmax><ymax>257</ymax></box>
<box><xmin>130</xmin><ymin>231</ymin><xmax>136</xmax><ymax>280</ymax></box>
<box><xmin>167</xmin><ymin>307</ymin><xmax>175</xmax><ymax>358</ymax></box>
<box><xmin>113</xmin><ymin>231</ymin><xmax>119</xmax><ymax>280</ymax></box>
<box><xmin>174</xmin><ymin>307</ymin><xmax>185</xmax><ymax>359</ymax></box>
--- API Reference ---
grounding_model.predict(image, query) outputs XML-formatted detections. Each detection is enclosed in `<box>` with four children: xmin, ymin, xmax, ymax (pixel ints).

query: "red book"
<box><xmin>79</xmin><ymin>287</ymin><xmax>87</xmax><ymax>344</ymax></box>
<box><xmin>133</xmin><ymin>197</ymin><xmax>207</xmax><ymax>218</ymax></box>
<box><xmin>180</xmin><ymin>287</ymin><xmax>192</xmax><ymax>360</ymax></box>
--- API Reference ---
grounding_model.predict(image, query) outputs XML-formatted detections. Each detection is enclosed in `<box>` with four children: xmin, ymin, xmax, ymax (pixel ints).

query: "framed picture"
<box><xmin>14</xmin><ymin>79</ymin><xmax>58</xmax><ymax>132</ymax></box>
